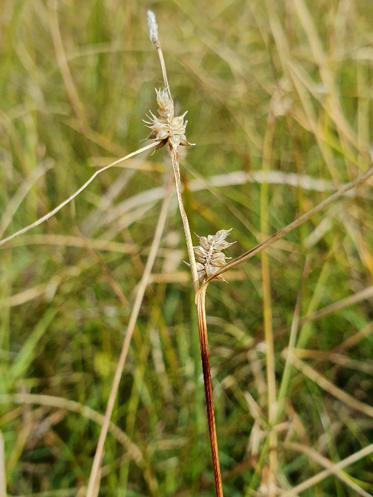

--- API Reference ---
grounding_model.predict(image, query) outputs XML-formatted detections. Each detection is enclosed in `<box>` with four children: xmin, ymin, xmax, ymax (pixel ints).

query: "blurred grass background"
<box><xmin>1</xmin><ymin>0</ymin><xmax>373</xmax><ymax>495</ymax></box>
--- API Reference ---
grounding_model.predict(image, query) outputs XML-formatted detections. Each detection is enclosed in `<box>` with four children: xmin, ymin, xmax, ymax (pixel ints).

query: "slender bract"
<box><xmin>0</xmin><ymin>142</ymin><xmax>160</xmax><ymax>247</ymax></box>
<box><xmin>205</xmin><ymin>163</ymin><xmax>373</xmax><ymax>283</ymax></box>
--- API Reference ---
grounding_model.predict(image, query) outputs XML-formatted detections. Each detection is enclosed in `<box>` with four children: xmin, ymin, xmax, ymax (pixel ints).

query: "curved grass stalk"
<box><xmin>86</xmin><ymin>171</ymin><xmax>173</xmax><ymax>497</ymax></box>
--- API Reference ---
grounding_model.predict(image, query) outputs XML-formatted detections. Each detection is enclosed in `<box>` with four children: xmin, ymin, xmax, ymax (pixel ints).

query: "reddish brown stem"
<box><xmin>196</xmin><ymin>285</ymin><xmax>224</xmax><ymax>497</ymax></box>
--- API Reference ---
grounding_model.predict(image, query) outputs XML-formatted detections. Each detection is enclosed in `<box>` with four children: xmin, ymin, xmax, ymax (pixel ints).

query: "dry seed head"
<box><xmin>156</xmin><ymin>88</ymin><xmax>174</xmax><ymax>120</ymax></box>
<box><xmin>193</xmin><ymin>229</ymin><xmax>235</xmax><ymax>282</ymax></box>
<box><xmin>146</xmin><ymin>10</ymin><xmax>159</xmax><ymax>45</ymax></box>
<box><xmin>144</xmin><ymin>88</ymin><xmax>194</xmax><ymax>151</ymax></box>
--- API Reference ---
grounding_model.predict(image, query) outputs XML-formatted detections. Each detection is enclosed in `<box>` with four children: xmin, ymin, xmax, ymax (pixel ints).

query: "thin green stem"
<box><xmin>170</xmin><ymin>147</ymin><xmax>199</xmax><ymax>291</ymax></box>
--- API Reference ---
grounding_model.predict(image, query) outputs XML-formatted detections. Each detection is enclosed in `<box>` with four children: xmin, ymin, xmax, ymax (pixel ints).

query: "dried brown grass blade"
<box><xmin>85</xmin><ymin>172</ymin><xmax>173</xmax><ymax>497</ymax></box>
<box><xmin>282</xmin><ymin>442</ymin><xmax>373</xmax><ymax>497</ymax></box>
<box><xmin>0</xmin><ymin>393</ymin><xmax>142</xmax><ymax>464</ymax></box>
<box><xmin>283</xmin><ymin>351</ymin><xmax>373</xmax><ymax>418</ymax></box>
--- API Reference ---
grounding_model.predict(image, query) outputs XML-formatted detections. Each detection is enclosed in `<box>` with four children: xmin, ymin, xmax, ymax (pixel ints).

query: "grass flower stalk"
<box><xmin>147</xmin><ymin>10</ymin><xmax>224</xmax><ymax>496</ymax></box>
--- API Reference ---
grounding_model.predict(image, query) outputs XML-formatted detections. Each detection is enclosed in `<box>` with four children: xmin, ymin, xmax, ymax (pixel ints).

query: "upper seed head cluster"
<box><xmin>144</xmin><ymin>88</ymin><xmax>193</xmax><ymax>151</ymax></box>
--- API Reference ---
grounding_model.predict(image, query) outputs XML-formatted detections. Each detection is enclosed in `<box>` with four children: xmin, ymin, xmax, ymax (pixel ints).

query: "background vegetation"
<box><xmin>1</xmin><ymin>0</ymin><xmax>373</xmax><ymax>495</ymax></box>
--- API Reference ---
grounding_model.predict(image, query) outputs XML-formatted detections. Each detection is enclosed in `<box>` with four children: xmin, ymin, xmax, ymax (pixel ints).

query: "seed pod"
<box><xmin>193</xmin><ymin>229</ymin><xmax>235</xmax><ymax>282</ymax></box>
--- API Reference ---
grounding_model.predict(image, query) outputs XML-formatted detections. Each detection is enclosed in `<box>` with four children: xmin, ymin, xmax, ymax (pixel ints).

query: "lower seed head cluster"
<box><xmin>194</xmin><ymin>229</ymin><xmax>235</xmax><ymax>281</ymax></box>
